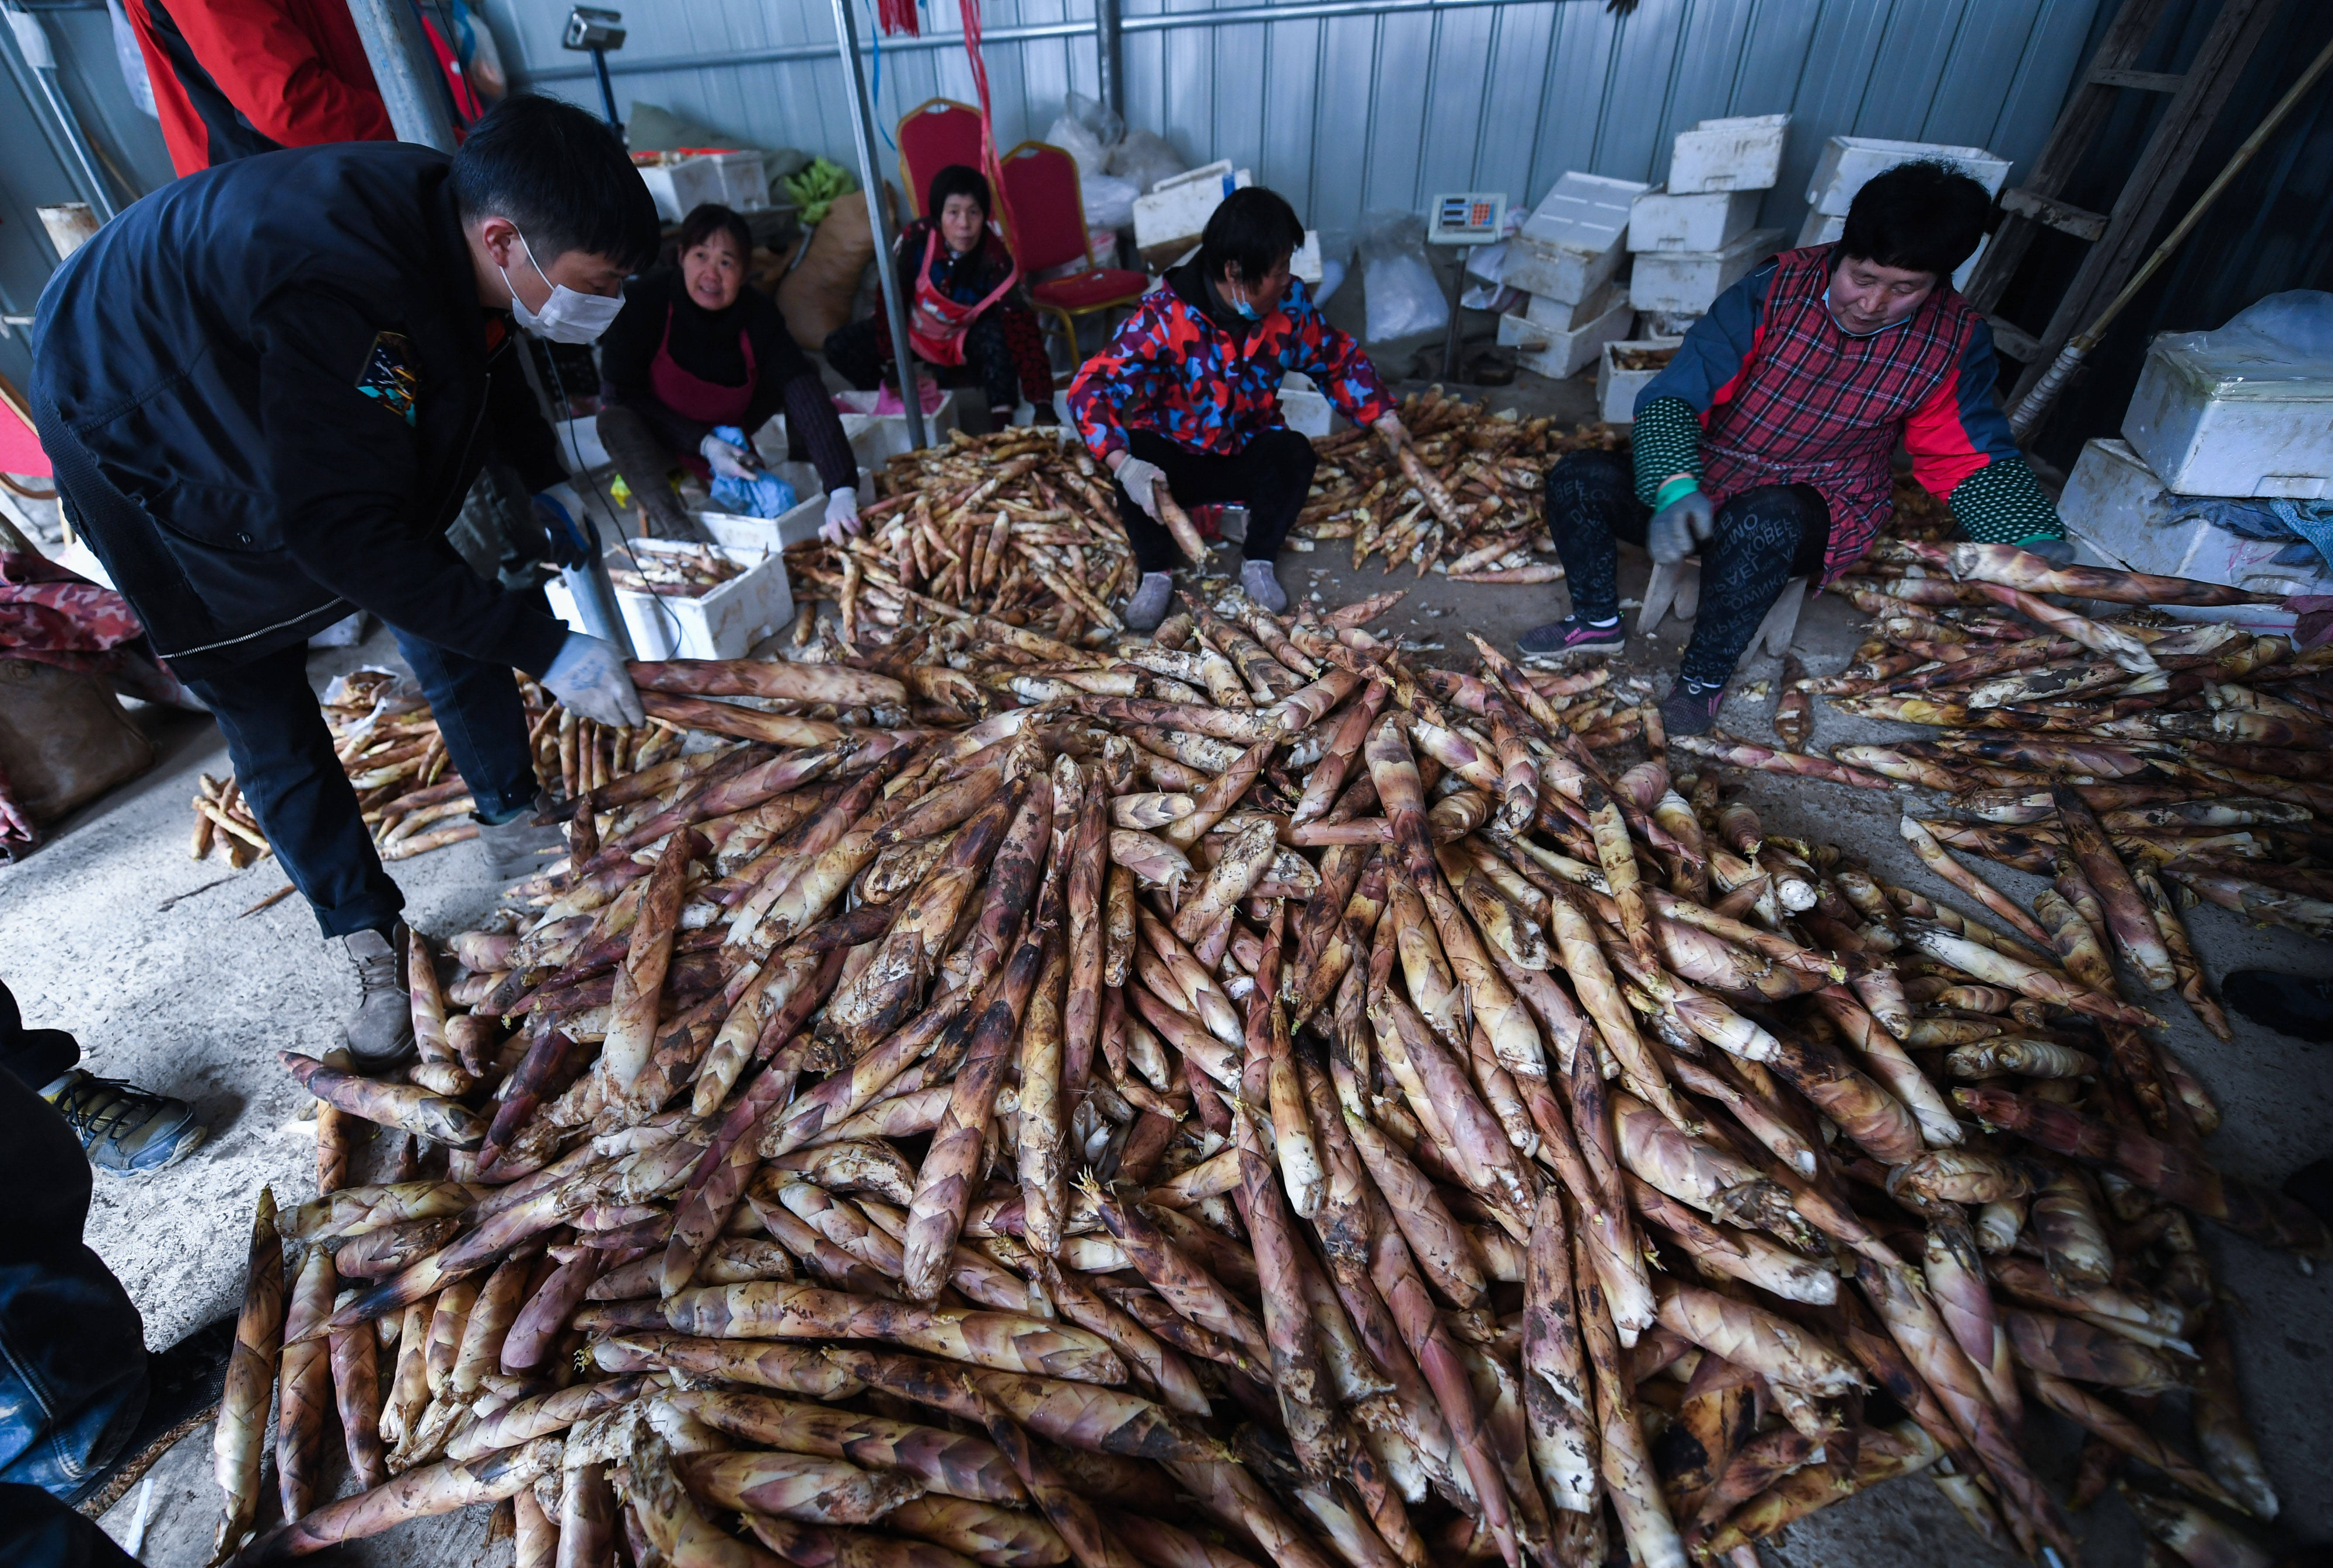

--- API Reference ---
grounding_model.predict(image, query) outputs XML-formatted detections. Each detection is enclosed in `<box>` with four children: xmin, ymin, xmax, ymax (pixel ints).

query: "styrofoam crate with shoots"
<box><xmin>1596</xmin><ymin>337</ymin><xmax>1683</xmax><ymax>424</ymax></box>
<box><xmin>1629</xmin><ymin>228</ymin><xmax>1783</xmax><ymax>315</ymax></box>
<box><xmin>1667</xmin><ymin>115</ymin><xmax>1791</xmax><ymax>195</ymax></box>
<box><xmin>1499</xmin><ymin>294</ymin><xmax>1636</xmax><ymax>380</ymax></box>
<box><xmin>546</xmin><ymin>538</ymin><xmax>793</xmax><ymax>660</ymax></box>
<box><xmin>1805</xmin><ymin>137</ymin><xmax>2008</xmax><ymax>217</ymax></box>
<box><xmin>1629</xmin><ymin>187</ymin><xmax>1762</xmax><ymax>253</ymax></box>
<box><xmin>1505</xmin><ymin>172</ymin><xmax>1649</xmax><ymax>304</ymax></box>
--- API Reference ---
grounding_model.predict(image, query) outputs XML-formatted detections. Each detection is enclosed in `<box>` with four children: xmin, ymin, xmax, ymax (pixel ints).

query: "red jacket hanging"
<box><xmin>124</xmin><ymin>0</ymin><xmax>396</xmax><ymax>176</ymax></box>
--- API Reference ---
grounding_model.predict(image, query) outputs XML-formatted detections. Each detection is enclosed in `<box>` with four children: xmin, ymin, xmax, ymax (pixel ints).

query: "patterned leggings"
<box><xmin>1545</xmin><ymin>448</ymin><xmax>1829</xmax><ymax>685</ymax></box>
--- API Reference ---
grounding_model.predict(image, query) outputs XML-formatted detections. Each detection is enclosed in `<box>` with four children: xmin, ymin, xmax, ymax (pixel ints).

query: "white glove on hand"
<box><xmin>1112</xmin><ymin>455</ymin><xmax>1164</xmax><ymax>521</ymax></box>
<box><xmin>699</xmin><ymin>433</ymin><xmax>758</xmax><ymax>481</ymax></box>
<box><xmin>819</xmin><ymin>486</ymin><xmax>861</xmax><ymax>545</ymax></box>
<box><xmin>1374</xmin><ymin>412</ymin><xmax>1412</xmax><ymax>451</ymax></box>
<box><xmin>542</xmin><ymin>632</ymin><xmax>645</xmax><ymax>729</ymax></box>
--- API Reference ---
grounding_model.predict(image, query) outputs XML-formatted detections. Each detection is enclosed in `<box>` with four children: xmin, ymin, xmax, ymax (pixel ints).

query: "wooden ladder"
<box><xmin>1962</xmin><ymin>0</ymin><xmax>2284</xmax><ymax>408</ymax></box>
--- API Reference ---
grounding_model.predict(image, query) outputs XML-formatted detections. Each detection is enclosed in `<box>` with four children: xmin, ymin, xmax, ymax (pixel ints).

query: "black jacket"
<box><xmin>30</xmin><ymin>142</ymin><xmax>569</xmax><ymax>679</ymax></box>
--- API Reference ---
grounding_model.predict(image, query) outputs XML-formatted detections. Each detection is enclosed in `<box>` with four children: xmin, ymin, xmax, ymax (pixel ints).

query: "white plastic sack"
<box><xmin>1108</xmin><ymin>129</ymin><xmax>1187</xmax><ymax>197</ymax></box>
<box><xmin>1357</xmin><ymin>210</ymin><xmax>1447</xmax><ymax>343</ymax></box>
<box><xmin>2160</xmin><ymin>291</ymin><xmax>2333</xmax><ymax>383</ymax></box>
<box><xmin>1048</xmin><ymin>91</ymin><xmax>1125</xmax><ymax>181</ymax></box>
<box><xmin>1081</xmin><ymin>174</ymin><xmax>1140</xmax><ymax>232</ymax></box>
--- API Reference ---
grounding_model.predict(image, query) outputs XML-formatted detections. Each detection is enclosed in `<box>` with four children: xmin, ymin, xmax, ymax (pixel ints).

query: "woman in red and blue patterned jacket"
<box><xmin>1068</xmin><ymin>187</ymin><xmax>1408</xmax><ymax>630</ymax></box>
<box><xmin>1520</xmin><ymin>160</ymin><xmax>2071</xmax><ymax>736</ymax></box>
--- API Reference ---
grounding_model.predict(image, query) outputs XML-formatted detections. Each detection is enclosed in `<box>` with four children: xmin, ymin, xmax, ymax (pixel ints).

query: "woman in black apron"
<box><xmin>597</xmin><ymin>204</ymin><xmax>860</xmax><ymax>539</ymax></box>
<box><xmin>823</xmin><ymin>165</ymin><xmax>1058</xmax><ymax>429</ymax></box>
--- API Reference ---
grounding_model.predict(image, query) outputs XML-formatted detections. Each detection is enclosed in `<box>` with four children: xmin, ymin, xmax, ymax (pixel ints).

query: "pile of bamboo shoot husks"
<box><xmin>212</xmin><ymin>591</ymin><xmax>2318</xmax><ymax>1568</ymax></box>
<box><xmin>782</xmin><ymin>428</ymin><xmax>1140</xmax><ymax>647</ymax></box>
<box><xmin>1783</xmin><ymin>539</ymin><xmax>2333</xmax><ymax>1035</ymax></box>
<box><xmin>189</xmin><ymin>670</ymin><xmax>653</xmax><ymax>867</ymax></box>
<box><xmin>1292</xmin><ymin>390</ymin><xmax>1620</xmax><ymax>586</ymax></box>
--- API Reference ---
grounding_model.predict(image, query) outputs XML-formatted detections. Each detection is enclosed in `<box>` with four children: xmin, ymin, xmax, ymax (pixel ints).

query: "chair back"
<box><xmin>0</xmin><ymin>373</ymin><xmax>54</xmax><ymax>496</ymax></box>
<box><xmin>997</xmin><ymin>141</ymin><xmax>1092</xmax><ymax>274</ymax></box>
<box><xmin>897</xmin><ymin>99</ymin><xmax>985</xmax><ymax>218</ymax></box>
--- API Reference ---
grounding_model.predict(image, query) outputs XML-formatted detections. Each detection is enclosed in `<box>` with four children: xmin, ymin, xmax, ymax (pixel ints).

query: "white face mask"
<box><xmin>500</xmin><ymin>228</ymin><xmax>623</xmax><ymax>344</ymax></box>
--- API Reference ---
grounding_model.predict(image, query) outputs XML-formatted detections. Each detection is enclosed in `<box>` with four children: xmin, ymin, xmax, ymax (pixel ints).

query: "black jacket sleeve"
<box><xmin>257</xmin><ymin>288</ymin><xmax>570</xmax><ymax>675</ymax></box>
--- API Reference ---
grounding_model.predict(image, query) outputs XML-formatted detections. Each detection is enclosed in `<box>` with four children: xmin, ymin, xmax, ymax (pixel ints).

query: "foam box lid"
<box><xmin>1520</xmin><ymin>172</ymin><xmax>1652</xmax><ymax>255</ymax></box>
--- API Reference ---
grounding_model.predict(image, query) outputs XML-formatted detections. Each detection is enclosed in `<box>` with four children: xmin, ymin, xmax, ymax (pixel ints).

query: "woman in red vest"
<box><xmin>1520</xmin><ymin>161</ymin><xmax>2071</xmax><ymax>736</ymax></box>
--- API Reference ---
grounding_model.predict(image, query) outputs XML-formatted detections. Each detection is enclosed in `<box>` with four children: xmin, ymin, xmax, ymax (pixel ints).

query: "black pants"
<box><xmin>185</xmin><ymin>623</ymin><xmax>542</xmax><ymax>939</ymax></box>
<box><xmin>825</xmin><ymin>315</ymin><xmax>1020</xmax><ymax>418</ymax></box>
<box><xmin>594</xmin><ymin>402</ymin><xmax>700</xmax><ymax>538</ymax></box>
<box><xmin>1545</xmin><ymin>448</ymin><xmax>1829</xmax><ymax>686</ymax></box>
<box><xmin>1114</xmin><ymin>428</ymin><xmax>1318</xmax><ymax>576</ymax></box>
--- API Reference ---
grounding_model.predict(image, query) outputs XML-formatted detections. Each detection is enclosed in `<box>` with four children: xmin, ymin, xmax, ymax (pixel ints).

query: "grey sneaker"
<box><xmin>1661</xmin><ymin>677</ymin><xmax>1727</xmax><ymax>737</ymax></box>
<box><xmin>1516</xmin><ymin>613</ymin><xmax>1626</xmax><ymax>657</ymax></box>
<box><xmin>41</xmin><ymin>1069</ymin><xmax>207</xmax><ymax>1177</ymax></box>
<box><xmin>337</xmin><ymin>924</ymin><xmax>415</xmax><ymax>1069</ymax></box>
<box><xmin>477</xmin><ymin>802</ymin><xmax>569</xmax><ymax>883</ymax></box>
<box><xmin>1240</xmin><ymin>558</ymin><xmax>1287</xmax><ymax>613</ymax></box>
<box><xmin>1124</xmin><ymin>572</ymin><xmax>1175</xmax><ymax>634</ymax></box>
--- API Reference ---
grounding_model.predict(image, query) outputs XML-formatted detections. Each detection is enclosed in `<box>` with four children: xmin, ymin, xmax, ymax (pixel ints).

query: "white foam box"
<box><xmin>1133</xmin><ymin>161</ymin><xmax>1253</xmax><ymax>256</ymax></box>
<box><xmin>547</xmin><ymin>538</ymin><xmax>793</xmax><ymax>660</ymax></box>
<box><xmin>637</xmin><ymin>151</ymin><xmax>767</xmax><ymax>224</ymax></box>
<box><xmin>1805</xmin><ymin>137</ymin><xmax>2009</xmax><ymax>218</ymax></box>
<box><xmin>1642</xmin><ymin>310</ymin><xmax>1702</xmax><ymax>337</ymax></box>
<box><xmin>1629</xmin><ymin>186</ymin><xmax>1762</xmax><ymax>253</ymax></box>
<box><xmin>2058</xmin><ymin>438</ymin><xmax>2324</xmax><ymax>630</ymax></box>
<box><xmin>755</xmin><ymin>394</ymin><xmax>959</xmax><ymax>473</ymax></box>
<box><xmin>1595</xmin><ymin>337</ymin><xmax>1683</xmax><ymax>425</ymax></box>
<box><xmin>1522</xmin><ymin>279</ymin><xmax>1626</xmax><ymax>332</ymax></box>
<box><xmin>692</xmin><ymin>464</ymin><xmax>876</xmax><ymax>551</ymax></box>
<box><xmin>1629</xmin><ymin>227</ymin><xmax>1783</xmax><ymax>315</ymax></box>
<box><xmin>1499</xmin><ymin>294</ymin><xmax>1637</xmax><ymax>380</ymax></box>
<box><xmin>1292</xmin><ymin>230</ymin><xmax>1323</xmax><ymax>285</ymax></box>
<box><xmin>1277</xmin><ymin>372</ymin><xmax>1337</xmax><ymax>438</ymax></box>
<box><xmin>1668</xmin><ymin>114</ymin><xmax>1791</xmax><ymax>195</ymax></box>
<box><xmin>1504</xmin><ymin>172</ymin><xmax>1649</xmax><ymax>304</ymax></box>
<box><xmin>2123</xmin><ymin>334</ymin><xmax>2333</xmax><ymax>500</ymax></box>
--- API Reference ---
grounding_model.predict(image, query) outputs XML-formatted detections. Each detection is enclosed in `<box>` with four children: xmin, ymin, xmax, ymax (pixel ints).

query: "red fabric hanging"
<box><xmin>954</xmin><ymin>0</ymin><xmax>1016</xmax><ymax>243</ymax></box>
<box><xmin>878</xmin><ymin>0</ymin><xmax>919</xmax><ymax>38</ymax></box>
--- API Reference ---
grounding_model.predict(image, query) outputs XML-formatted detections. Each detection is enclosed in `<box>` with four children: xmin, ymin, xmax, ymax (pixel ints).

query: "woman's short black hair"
<box><xmin>1198</xmin><ymin>187</ymin><xmax>1305</xmax><ymax>285</ymax></box>
<box><xmin>1836</xmin><ymin>159</ymin><xmax>1993</xmax><ymax>282</ymax></box>
<box><xmin>678</xmin><ymin>203</ymin><xmax>753</xmax><ymax>265</ymax></box>
<box><xmin>450</xmin><ymin>93</ymin><xmax>662</xmax><ymax>272</ymax></box>
<box><xmin>927</xmin><ymin>164</ymin><xmax>992</xmax><ymax>221</ymax></box>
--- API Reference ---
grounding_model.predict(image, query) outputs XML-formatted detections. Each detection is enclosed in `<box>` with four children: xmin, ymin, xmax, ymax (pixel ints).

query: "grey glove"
<box><xmin>1647</xmin><ymin>486</ymin><xmax>1714</xmax><ymax>565</ymax></box>
<box><xmin>1113</xmin><ymin>455</ymin><xmax>1164</xmax><ymax>521</ymax></box>
<box><xmin>542</xmin><ymin>632</ymin><xmax>645</xmax><ymax>728</ymax></box>
<box><xmin>2017</xmin><ymin>535</ymin><xmax>2076</xmax><ymax>568</ymax></box>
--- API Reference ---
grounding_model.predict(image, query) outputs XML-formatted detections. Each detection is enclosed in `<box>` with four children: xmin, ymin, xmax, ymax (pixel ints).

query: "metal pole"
<box><xmin>343</xmin><ymin>0</ymin><xmax>457</xmax><ymax>151</ymax></box>
<box><xmin>830</xmin><ymin>0</ymin><xmax>927</xmax><ymax>452</ymax></box>
<box><xmin>590</xmin><ymin>48</ymin><xmax>621</xmax><ymax>129</ymax></box>
<box><xmin>1440</xmin><ymin>244</ymin><xmax>1470</xmax><ymax>381</ymax></box>
<box><xmin>1094</xmin><ymin>0</ymin><xmax>1123</xmax><ymax>118</ymax></box>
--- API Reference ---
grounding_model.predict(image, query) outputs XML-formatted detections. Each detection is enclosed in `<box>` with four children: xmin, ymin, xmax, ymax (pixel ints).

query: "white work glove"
<box><xmin>542</xmin><ymin>632</ymin><xmax>645</xmax><ymax>728</ymax></box>
<box><xmin>1112</xmin><ymin>454</ymin><xmax>1164</xmax><ymax>522</ymax></box>
<box><xmin>1374</xmin><ymin>412</ymin><xmax>1411</xmax><ymax>451</ymax></box>
<box><xmin>819</xmin><ymin>486</ymin><xmax>861</xmax><ymax>545</ymax></box>
<box><xmin>699</xmin><ymin>432</ymin><xmax>758</xmax><ymax>481</ymax></box>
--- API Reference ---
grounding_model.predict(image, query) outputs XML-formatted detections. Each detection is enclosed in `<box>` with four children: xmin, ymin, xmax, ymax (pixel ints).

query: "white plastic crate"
<box><xmin>1805</xmin><ymin>137</ymin><xmax>2008</xmax><ymax>218</ymax></box>
<box><xmin>1629</xmin><ymin>187</ymin><xmax>1762</xmax><ymax>253</ymax></box>
<box><xmin>2123</xmin><ymin>335</ymin><xmax>2333</xmax><ymax>500</ymax></box>
<box><xmin>1505</xmin><ymin>172</ymin><xmax>1650</xmax><ymax>304</ymax></box>
<box><xmin>1595</xmin><ymin>337</ymin><xmax>1683</xmax><ymax>425</ymax></box>
<box><xmin>2058</xmin><ymin>438</ymin><xmax>2325</xmax><ymax>630</ymax></box>
<box><xmin>1629</xmin><ymin>228</ymin><xmax>1783</xmax><ymax>315</ymax></box>
<box><xmin>1134</xmin><ymin>161</ymin><xmax>1252</xmax><ymax>256</ymax></box>
<box><xmin>1500</xmin><ymin>294</ymin><xmax>1637</xmax><ymax>380</ymax></box>
<box><xmin>1667</xmin><ymin>115</ymin><xmax>1791</xmax><ymax>195</ymax></box>
<box><xmin>548</xmin><ymin>538</ymin><xmax>793</xmax><ymax>660</ymax></box>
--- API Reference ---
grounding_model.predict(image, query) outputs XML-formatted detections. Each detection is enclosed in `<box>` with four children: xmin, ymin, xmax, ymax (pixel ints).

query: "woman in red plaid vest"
<box><xmin>1521</xmin><ymin>161</ymin><xmax>2069</xmax><ymax>736</ymax></box>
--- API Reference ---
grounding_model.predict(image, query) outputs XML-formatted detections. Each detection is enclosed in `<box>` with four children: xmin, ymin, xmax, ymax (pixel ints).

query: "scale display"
<box><xmin>1427</xmin><ymin>192</ymin><xmax>1507</xmax><ymax>246</ymax></box>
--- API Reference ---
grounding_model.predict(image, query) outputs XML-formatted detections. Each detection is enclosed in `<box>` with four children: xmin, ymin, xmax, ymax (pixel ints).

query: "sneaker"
<box><xmin>1660</xmin><ymin>677</ymin><xmax>1727</xmax><ymax>737</ymax></box>
<box><xmin>336</xmin><ymin>923</ymin><xmax>415</xmax><ymax>1068</ymax></box>
<box><xmin>1240</xmin><ymin>558</ymin><xmax>1287</xmax><ymax>613</ymax></box>
<box><xmin>476</xmin><ymin>795</ymin><xmax>568</xmax><ymax>883</ymax></box>
<box><xmin>2223</xmin><ymin>971</ymin><xmax>2333</xmax><ymax>1043</ymax></box>
<box><xmin>1124</xmin><ymin>572</ymin><xmax>1175</xmax><ymax>634</ymax></box>
<box><xmin>41</xmin><ymin>1069</ymin><xmax>207</xmax><ymax>1177</ymax></box>
<box><xmin>1516</xmin><ymin>613</ymin><xmax>1626</xmax><ymax>657</ymax></box>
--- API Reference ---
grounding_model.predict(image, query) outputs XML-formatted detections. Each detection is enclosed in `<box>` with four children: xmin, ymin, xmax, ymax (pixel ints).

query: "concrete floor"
<box><xmin>3</xmin><ymin>362</ymin><xmax>2323</xmax><ymax>1562</ymax></box>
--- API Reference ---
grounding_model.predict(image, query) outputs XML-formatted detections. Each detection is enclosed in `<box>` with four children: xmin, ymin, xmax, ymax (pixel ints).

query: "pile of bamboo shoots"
<box><xmin>1291</xmin><ymin>391</ymin><xmax>1620</xmax><ymax>585</ymax></box>
<box><xmin>189</xmin><ymin>671</ymin><xmax>648</xmax><ymax>867</ymax></box>
<box><xmin>782</xmin><ymin>429</ymin><xmax>1140</xmax><ymax>647</ymax></box>
<box><xmin>209</xmin><ymin>587</ymin><xmax>2319</xmax><ymax>1568</ymax></box>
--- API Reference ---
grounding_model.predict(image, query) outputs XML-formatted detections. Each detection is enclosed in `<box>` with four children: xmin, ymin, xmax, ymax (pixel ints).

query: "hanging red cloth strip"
<box><xmin>954</xmin><ymin>0</ymin><xmax>1017</xmax><ymax>240</ymax></box>
<box><xmin>878</xmin><ymin>0</ymin><xmax>918</xmax><ymax>39</ymax></box>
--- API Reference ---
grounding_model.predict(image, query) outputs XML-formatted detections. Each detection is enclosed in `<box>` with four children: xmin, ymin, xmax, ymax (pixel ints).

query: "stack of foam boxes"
<box><xmin>1795</xmin><ymin>137</ymin><xmax>2010</xmax><ymax>292</ymax></box>
<box><xmin>1625</xmin><ymin>115</ymin><xmax>1791</xmax><ymax>339</ymax></box>
<box><xmin>1494</xmin><ymin>172</ymin><xmax>1648</xmax><ymax>380</ymax></box>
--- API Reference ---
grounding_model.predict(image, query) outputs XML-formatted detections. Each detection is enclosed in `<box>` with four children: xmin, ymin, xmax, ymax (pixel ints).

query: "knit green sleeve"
<box><xmin>1630</xmin><ymin>395</ymin><xmax>1705</xmax><ymax>508</ymax></box>
<box><xmin>1946</xmin><ymin>454</ymin><xmax>2064</xmax><ymax>544</ymax></box>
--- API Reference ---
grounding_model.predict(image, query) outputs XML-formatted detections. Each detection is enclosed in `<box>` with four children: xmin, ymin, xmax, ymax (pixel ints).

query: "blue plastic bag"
<box><xmin>707</xmin><ymin>425</ymin><xmax>797</xmax><ymax>518</ymax></box>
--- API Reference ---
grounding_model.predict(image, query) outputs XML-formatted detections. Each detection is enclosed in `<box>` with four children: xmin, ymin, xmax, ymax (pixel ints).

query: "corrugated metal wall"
<box><xmin>497</xmin><ymin>0</ymin><xmax>2103</xmax><ymax>242</ymax></box>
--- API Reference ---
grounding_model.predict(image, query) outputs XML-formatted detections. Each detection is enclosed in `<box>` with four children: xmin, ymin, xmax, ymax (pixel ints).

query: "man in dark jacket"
<box><xmin>31</xmin><ymin>95</ymin><xmax>659</xmax><ymax>1066</ymax></box>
